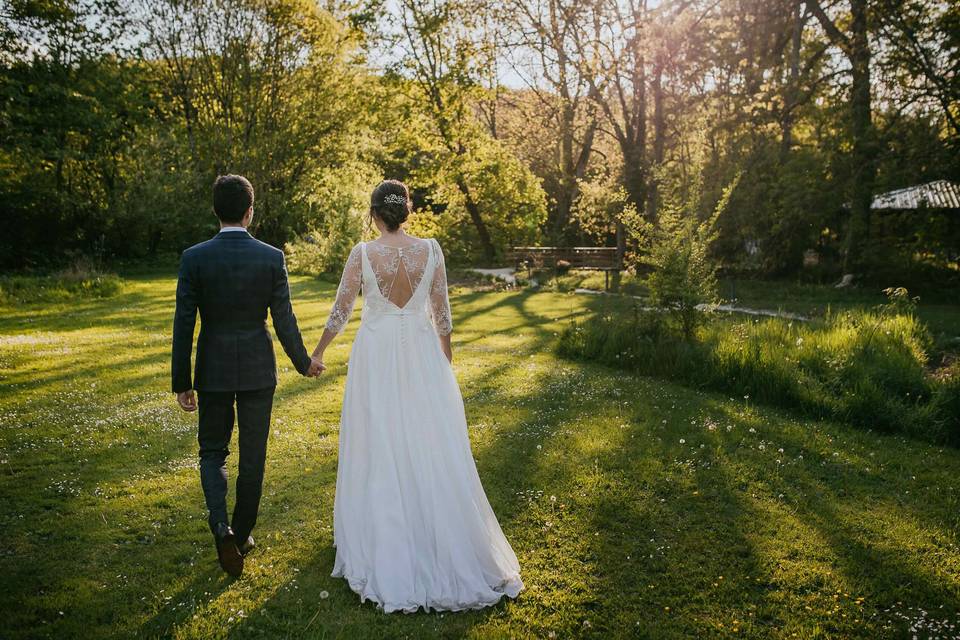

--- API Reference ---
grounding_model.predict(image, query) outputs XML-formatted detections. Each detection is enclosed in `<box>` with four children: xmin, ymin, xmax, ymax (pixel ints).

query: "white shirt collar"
<box><xmin>218</xmin><ymin>227</ymin><xmax>248</xmax><ymax>233</ymax></box>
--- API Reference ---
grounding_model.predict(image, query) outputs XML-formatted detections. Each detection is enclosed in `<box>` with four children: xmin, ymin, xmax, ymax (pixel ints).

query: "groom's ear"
<box><xmin>244</xmin><ymin>206</ymin><xmax>254</xmax><ymax>225</ymax></box>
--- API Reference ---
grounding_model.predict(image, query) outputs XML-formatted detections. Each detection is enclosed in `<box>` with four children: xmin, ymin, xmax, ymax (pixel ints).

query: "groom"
<box><xmin>171</xmin><ymin>174</ymin><xmax>322</xmax><ymax>577</ymax></box>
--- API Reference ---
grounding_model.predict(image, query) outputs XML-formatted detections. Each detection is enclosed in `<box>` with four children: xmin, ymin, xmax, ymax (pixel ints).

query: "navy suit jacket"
<box><xmin>171</xmin><ymin>230</ymin><xmax>312</xmax><ymax>393</ymax></box>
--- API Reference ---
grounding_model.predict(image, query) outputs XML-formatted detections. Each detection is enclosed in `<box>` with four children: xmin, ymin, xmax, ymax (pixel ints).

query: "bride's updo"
<box><xmin>370</xmin><ymin>179</ymin><xmax>411</xmax><ymax>231</ymax></box>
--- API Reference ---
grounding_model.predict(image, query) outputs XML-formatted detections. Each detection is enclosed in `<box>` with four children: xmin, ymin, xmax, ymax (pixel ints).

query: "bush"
<box><xmin>556</xmin><ymin>302</ymin><xmax>956</xmax><ymax>444</ymax></box>
<box><xmin>284</xmin><ymin>233</ymin><xmax>338</xmax><ymax>276</ymax></box>
<box><xmin>627</xmin><ymin>174</ymin><xmax>740</xmax><ymax>338</ymax></box>
<box><xmin>926</xmin><ymin>360</ymin><xmax>960</xmax><ymax>445</ymax></box>
<box><xmin>285</xmin><ymin>163</ymin><xmax>379</xmax><ymax>276</ymax></box>
<box><xmin>0</xmin><ymin>259</ymin><xmax>123</xmax><ymax>304</ymax></box>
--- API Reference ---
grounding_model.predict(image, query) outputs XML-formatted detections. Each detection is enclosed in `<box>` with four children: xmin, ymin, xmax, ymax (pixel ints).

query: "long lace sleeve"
<box><xmin>429</xmin><ymin>239</ymin><xmax>453</xmax><ymax>336</ymax></box>
<box><xmin>325</xmin><ymin>243</ymin><xmax>363</xmax><ymax>334</ymax></box>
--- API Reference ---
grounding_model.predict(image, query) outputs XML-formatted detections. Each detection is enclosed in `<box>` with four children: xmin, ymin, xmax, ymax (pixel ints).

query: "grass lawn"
<box><xmin>549</xmin><ymin>270</ymin><xmax>960</xmax><ymax>350</ymax></box>
<box><xmin>1</xmin><ymin>273</ymin><xmax>959</xmax><ymax>639</ymax></box>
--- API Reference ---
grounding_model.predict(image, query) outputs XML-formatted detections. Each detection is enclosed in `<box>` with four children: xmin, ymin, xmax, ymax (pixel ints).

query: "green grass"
<box><xmin>548</xmin><ymin>270</ymin><xmax>960</xmax><ymax>350</ymax></box>
<box><xmin>2</xmin><ymin>273</ymin><xmax>960</xmax><ymax>639</ymax></box>
<box><xmin>0</xmin><ymin>272</ymin><xmax>122</xmax><ymax>304</ymax></box>
<box><xmin>557</xmin><ymin>308</ymin><xmax>960</xmax><ymax>444</ymax></box>
<box><xmin>719</xmin><ymin>278</ymin><xmax>960</xmax><ymax>346</ymax></box>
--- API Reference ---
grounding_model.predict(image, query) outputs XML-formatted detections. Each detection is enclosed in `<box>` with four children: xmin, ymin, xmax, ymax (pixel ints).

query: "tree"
<box><xmin>501</xmin><ymin>0</ymin><xmax>598</xmax><ymax>244</ymax></box>
<box><xmin>805</xmin><ymin>0</ymin><xmax>878</xmax><ymax>274</ymax></box>
<box><xmin>0</xmin><ymin>0</ymin><xmax>147</xmax><ymax>267</ymax></box>
<box><xmin>395</xmin><ymin>0</ymin><xmax>499</xmax><ymax>261</ymax></box>
<box><xmin>874</xmin><ymin>0</ymin><xmax>960</xmax><ymax>141</ymax></box>
<box><xmin>630</xmin><ymin>173</ymin><xmax>740</xmax><ymax>339</ymax></box>
<box><xmin>141</xmin><ymin>0</ymin><xmax>366</xmax><ymax>249</ymax></box>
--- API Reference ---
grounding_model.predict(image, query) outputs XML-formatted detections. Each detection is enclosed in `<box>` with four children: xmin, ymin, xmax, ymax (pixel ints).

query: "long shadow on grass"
<box><xmin>2</xmin><ymin>348</ymin><xmax>170</xmax><ymax>393</ymax></box>
<box><xmin>0</xmin><ymin>291</ymin><xmax>178</xmax><ymax>334</ymax></box>
<box><xmin>727</xmin><ymin>403</ymin><xmax>959</xmax><ymax>609</ymax></box>
<box><xmin>511</xmin><ymin>369</ymin><xmax>779</xmax><ymax>637</ymax></box>
<box><xmin>0</xmin><ymin>273</ymin><xmax>336</xmax><ymax>340</ymax></box>
<box><xmin>3</xmin><ymin>372</ymin><xmax>343</xmax><ymax>637</ymax></box>
<box><xmin>701</xmin><ymin>399</ymin><xmax>960</xmax><ymax>623</ymax></box>
<box><xmin>1</xmin><ymin>377</ymin><xmax>344</xmax><ymax>638</ymax></box>
<box><xmin>563</xmin><ymin>375</ymin><xmax>927</xmax><ymax>637</ymax></box>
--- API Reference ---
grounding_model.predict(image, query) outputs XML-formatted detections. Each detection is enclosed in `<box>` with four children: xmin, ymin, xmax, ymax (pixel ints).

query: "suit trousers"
<box><xmin>197</xmin><ymin>386</ymin><xmax>275</xmax><ymax>540</ymax></box>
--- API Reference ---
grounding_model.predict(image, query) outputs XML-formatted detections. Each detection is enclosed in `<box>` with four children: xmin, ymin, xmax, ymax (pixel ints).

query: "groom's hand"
<box><xmin>307</xmin><ymin>357</ymin><xmax>326</xmax><ymax>377</ymax></box>
<box><xmin>176</xmin><ymin>390</ymin><xmax>197</xmax><ymax>412</ymax></box>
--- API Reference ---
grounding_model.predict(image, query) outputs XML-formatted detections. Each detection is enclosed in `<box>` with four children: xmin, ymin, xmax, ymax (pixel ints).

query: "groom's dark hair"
<box><xmin>213</xmin><ymin>174</ymin><xmax>255</xmax><ymax>223</ymax></box>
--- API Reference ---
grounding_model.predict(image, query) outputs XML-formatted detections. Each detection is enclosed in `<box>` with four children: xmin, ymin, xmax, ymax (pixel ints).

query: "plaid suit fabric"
<box><xmin>171</xmin><ymin>231</ymin><xmax>312</xmax><ymax>392</ymax></box>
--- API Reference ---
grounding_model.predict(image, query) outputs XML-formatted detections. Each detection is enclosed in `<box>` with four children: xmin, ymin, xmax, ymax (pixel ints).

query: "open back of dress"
<box><xmin>366</xmin><ymin>241</ymin><xmax>427</xmax><ymax>309</ymax></box>
<box><xmin>324</xmin><ymin>237</ymin><xmax>452</xmax><ymax>336</ymax></box>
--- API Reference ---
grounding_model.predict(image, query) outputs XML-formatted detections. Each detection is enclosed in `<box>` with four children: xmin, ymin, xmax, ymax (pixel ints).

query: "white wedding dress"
<box><xmin>323</xmin><ymin>237</ymin><xmax>523</xmax><ymax>613</ymax></box>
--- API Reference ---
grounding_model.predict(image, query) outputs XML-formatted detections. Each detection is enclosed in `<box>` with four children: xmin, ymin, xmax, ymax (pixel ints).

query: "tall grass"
<box><xmin>0</xmin><ymin>259</ymin><xmax>122</xmax><ymax>304</ymax></box>
<box><xmin>557</xmin><ymin>307</ymin><xmax>959</xmax><ymax>444</ymax></box>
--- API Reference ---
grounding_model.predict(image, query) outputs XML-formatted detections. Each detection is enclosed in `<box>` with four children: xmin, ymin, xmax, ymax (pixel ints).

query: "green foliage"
<box><xmin>879</xmin><ymin>286</ymin><xmax>920</xmax><ymax>317</ymax></box>
<box><xmin>380</xmin><ymin>0</ymin><xmax>548</xmax><ymax>263</ymax></box>
<box><xmin>859</xmin><ymin>209</ymin><xmax>960</xmax><ymax>291</ymax></box>
<box><xmin>1</xmin><ymin>16</ymin><xmax>153</xmax><ymax>267</ymax></box>
<box><xmin>285</xmin><ymin>162</ymin><xmax>381</xmax><ymax>275</ymax></box>
<box><xmin>570</xmin><ymin>172</ymin><xmax>630</xmax><ymax>245</ymax></box>
<box><xmin>928</xmin><ymin>360</ymin><xmax>960</xmax><ymax>443</ymax></box>
<box><xmin>714</xmin><ymin>144</ymin><xmax>843</xmax><ymax>276</ymax></box>
<box><xmin>2</xmin><ymin>0</ymin><xmax>958</xmax><ymax>281</ymax></box>
<box><xmin>0</xmin><ymin>259</ymin><xmax>122</xmax><ymax>303</ymax></box>
<box><xmin>1</xmin><ymin>0</ymin><xmax>368</xmax><ymax>268</ymax></box>
<box><xmin>558</xmin><ymin>304</ymin><xmax>958</xmax><ymax>444</ymax></box>
<box><xmin>628</xmin><ymin>175</ymin><xmax>740</xmax><ymax>339</ymax></box>
<box><xmin>417</xmin><ymin>138</ymin><xmax>547</xmax><ymax>264</ymax></box>
<box><xmin>141</xmin><ymin>0</ymin><xmax>368</xmax><ymax>251</ymax></box>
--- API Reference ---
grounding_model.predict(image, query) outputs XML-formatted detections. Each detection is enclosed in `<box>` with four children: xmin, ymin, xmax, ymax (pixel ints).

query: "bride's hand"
<box><xmin>439</xmin><ymin>335</ymin><xmax>453</xmax><ymax>363</ymax></box>
<box><xmin>307</xmin><ymin>355</ymin><xmax>326</xmax><ymax>377</ymax></box>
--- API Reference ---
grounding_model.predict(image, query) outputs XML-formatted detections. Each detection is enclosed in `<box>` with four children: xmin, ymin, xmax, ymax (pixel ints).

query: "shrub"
<box><xmin>627</xmin><ymin>174</ymin><xmax>740</xmax><ymax>338</ymax></box>
<box><xmin>926</xmin><ymin>360</ymin><xmax>960</xmax><ymax>445</ymax></box>
<box><xmin>285</xmin><ymin>163</ymin><xmax>378</xmax><ymax>276</ymax></box>
<box><xmin>285</xmin><ymin>233</ymin><xmax>336</xmax><ymax>276</ymax></box>
<box><xmin>0</xmin><ymin>259</ymin><xmax>123</xmax><ymax>304</ymax></box>
<box><xmin>557</xmin><ymin>304</ymin><xmax>955</xmax><ymax>444</ymax></box>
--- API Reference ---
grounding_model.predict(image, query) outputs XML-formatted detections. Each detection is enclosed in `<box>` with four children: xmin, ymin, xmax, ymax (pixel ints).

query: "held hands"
<box><xmin>176</xmin><ymin>357</ymin><xmax>322</xmax><ymax>412</ymax></box>
<box><xmin>306</xmin><ymin>355</ymin><xmax>326</xmax><ymax>378</ymax></box>
<box><xmin>176</xmin><ymin>390</ymin><xmax>197</xmax><ymax>412</ymax></box>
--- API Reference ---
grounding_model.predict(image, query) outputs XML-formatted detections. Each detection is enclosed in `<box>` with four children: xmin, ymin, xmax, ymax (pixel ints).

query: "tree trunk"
<box><xmin>622</xmin><ymin>143</ymin><xmax>647</xmax><ymax>216</ymax></box>
<box><xmin>844</xmin><ymin>0</ymin><xmax>876</xmax><ymax>274</ymax></box>
<box><xmin>647</xmin><ymin>60</ymin><xmax>665</xmax><ymax>224</ymax></box>
<box><xmin>610</xmin><ymin>218</ymin><xmax>626</xmax><ymax>291</ymax></box>
<box><xmin>780</xmin><ymin>5</ymin><xmax>804</xmax><ymax>161</ymax></box>
<box><xmin>455</xmin><ymin>175</ymin><xmax>496</xmax><ymax>263</ymax></box>
<box><xmin>555</xmin><ymin>98</ymin><xmax>577</xmax><ymax>243</ymax></box>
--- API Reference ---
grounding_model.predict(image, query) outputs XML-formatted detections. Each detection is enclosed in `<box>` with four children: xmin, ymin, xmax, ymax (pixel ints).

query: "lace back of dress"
<box><xmin>324</xmin><ymin>237</ymin><xmax>452</xmax><ymax>337</ymax></box>
<box><xmin>365</xmin><ymin>240</ymin><xmax>431</xmax><ymax>309</ymax></box>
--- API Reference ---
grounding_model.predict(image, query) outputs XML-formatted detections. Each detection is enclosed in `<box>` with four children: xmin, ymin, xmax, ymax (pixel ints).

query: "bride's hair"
<box><xmin>370</xmin><ymin>180</ymin><xmax>411</xmax><ymax>231</ymax></box>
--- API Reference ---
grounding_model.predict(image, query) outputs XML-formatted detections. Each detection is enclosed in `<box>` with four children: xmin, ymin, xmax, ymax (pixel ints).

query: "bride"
<box><xmin>309</xmin><ymin>179</ymin><xmax>523</xmax><ymax>613</ymax></box>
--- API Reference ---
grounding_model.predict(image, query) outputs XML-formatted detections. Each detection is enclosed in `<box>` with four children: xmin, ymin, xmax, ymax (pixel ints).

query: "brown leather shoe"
<box><xmin>239</xmin><ymin>535</ymin><xmax>255</xmax><ymax>556</ymax></box>
<box><xmin>214</xmin><ymin>523</ymin><xmax>243</xmax><ymax>577</ymax></box>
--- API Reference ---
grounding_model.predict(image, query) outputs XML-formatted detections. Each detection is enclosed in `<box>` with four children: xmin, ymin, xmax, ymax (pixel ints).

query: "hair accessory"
<box><xmin>382</xmin><ymin>193</ymin><xmax>407</xmax><ymax>206</ymax></box>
